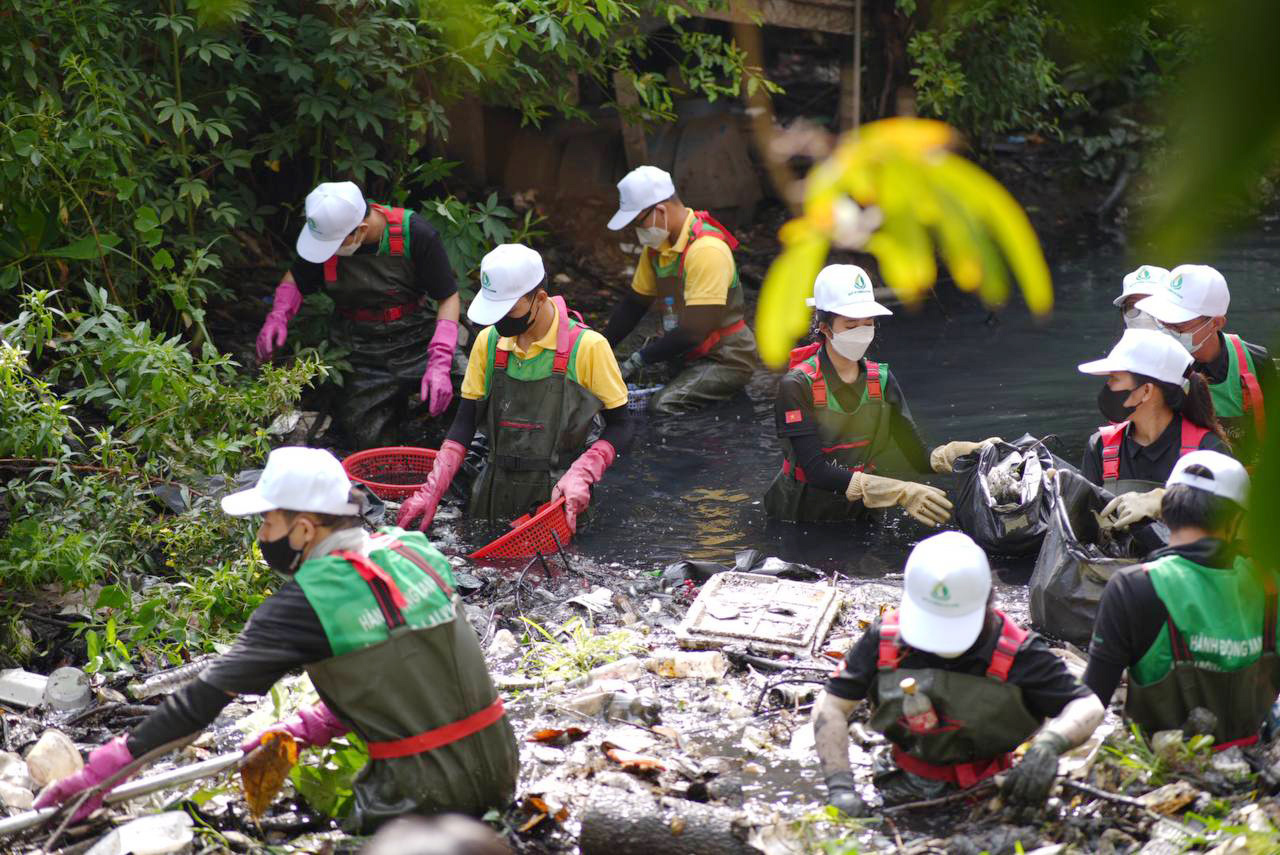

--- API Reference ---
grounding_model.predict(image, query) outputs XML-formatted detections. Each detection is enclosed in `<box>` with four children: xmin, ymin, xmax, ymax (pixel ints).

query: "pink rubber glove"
<box><xmin>240</xmin><ymin>701</ymin><xmax>349</xmax><ymax>753</ymax></box>
<box><xmin>420</xmin><ymin>319</ymin><xmax>459</xmax><ymax>417</ymax></box>
<box><xmin>256</xmin><ymin>280</ymin><xmax>303</xmax><ymax>361</ymax></box>
<box><xmin>397</xmin><ymin>439</ymin><xmax>466</xmax><ymax>531</ymax></box>
<box><xmin>552</xmin><ymin>439</ymin><xmax>616</xmax><ymax>532</ymax></box>
<box><xmin>33</xmin><ymin>734</ymin><xmax>133</xmax><ymax>823</ymax></box>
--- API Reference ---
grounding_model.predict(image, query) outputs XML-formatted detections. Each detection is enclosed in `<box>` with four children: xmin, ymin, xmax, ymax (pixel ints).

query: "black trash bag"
<box><xmin>951</xmin><ymin>434</ymin><xmax>1075</xmax><ymax>556</ymax></box>
<box><xmin>662</xmin><ymin>549</ymin><xmax>822</xmax><ymax>586</ymax></box>
<box><xmin>1029</xmin><ymin>469</ymin><xmax>1168</xmax><ymax>646</ymax></box>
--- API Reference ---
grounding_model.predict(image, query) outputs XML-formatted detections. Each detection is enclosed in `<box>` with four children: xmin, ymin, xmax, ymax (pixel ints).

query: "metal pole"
<box><xmin>853</xmin><ymin>0</ymin><xmax>863</xmax><ymax>130</ymax></box>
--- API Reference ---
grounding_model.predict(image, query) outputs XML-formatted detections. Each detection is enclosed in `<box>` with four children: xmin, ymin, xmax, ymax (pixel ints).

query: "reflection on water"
<box><xmin>571</xmin><ymin>236</ymin><xmax>1279</xmax><ymax>596</ymax></box>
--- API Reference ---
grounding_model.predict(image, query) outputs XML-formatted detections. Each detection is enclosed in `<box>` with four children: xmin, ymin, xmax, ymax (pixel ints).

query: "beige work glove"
<box><xmin>846</xmin><ymin>472</ymin><xmax>953</xmax><ymax>526</ymax></box>
<box><xmin>930</xmin><ymin>437</ymin><xmax>1003</xmax><ymax>473</ymax></box>
<box><xmin>1100</xmin><ymin>488</ymin><xmax>1165</xmax><ymax>532</ymax></box>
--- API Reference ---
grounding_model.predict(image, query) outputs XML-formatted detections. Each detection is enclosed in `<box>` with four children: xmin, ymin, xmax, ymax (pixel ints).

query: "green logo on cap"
<box><xmin>306</xmin><ymin>217</ymin><xmax>320</xmax><ymax>235</ymax></box>
<box><xmin>481</xmin><ymin>272</ymin><xmax>492</xmax><ymax>292</ymax></box>
<box><xmin>854</xmin><ymin>274</ymin><xmax>868</xmax><ymax>291</ymax></box>
<box><xmin>931</xmin><ymin>582</ymin><xmax>950</xmax><ymax>602</ymax></box>
<box><xmin>1136</xmin><ymin>268</ymin><xmax>1151</xmax><ymax>281</ymax></box>
<box><xmin>1170</xmin><ymin>274</ymin><xmax>1183</xmax><ymax>291</ymax></box>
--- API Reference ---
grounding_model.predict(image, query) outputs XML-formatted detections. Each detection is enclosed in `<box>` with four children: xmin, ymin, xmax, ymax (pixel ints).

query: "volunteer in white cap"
<box><xmin>1114</xmin><ymin>264</ymin><xmax>1169</xmax><ymax>331</ymax></box>
<box><xmin>254</xmin><ymin>182</ymin><xmax>464</xmax><ymax>449</ymax></box>
<box><xmin>398</xmin><ymin>244</ymin><xmax>630</xmax><ymax>532</ymax></box>
<box><xmin>764</xmin><ymin>264</ymin><xmax>967</xmax><ymax>526</ymax></box>
<box><xmin>814</xmin><ymin>531</ymin><xmax>1104</xmax><ymax>813</ymax></box>
<box><xmin>1084</xmin><ymin>451</ymin><xmax>1275</xmax><ymax>745</ymax></box>
<box><xmin>1136</xmin><ymin>264</ymin><xmax>1271</xmax><ymax>452</ymax></box>
<box><xmin>1076</xmin><ymin>328</ymin><xmax>1229</xmax><ymax>530</ymax></box>
<box><xmin>37</xmin><ymin>447</ymin><xmax>518</xmax><ymax>830</ymax></box>
<box><xmin>601</xmin><ymin>165</ymin><xmax>758</xmax><ymax>415</ymax></box>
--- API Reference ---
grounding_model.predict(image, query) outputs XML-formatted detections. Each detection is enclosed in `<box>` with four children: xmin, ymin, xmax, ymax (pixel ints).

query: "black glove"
<box><xmin>825</xmin><ymin>771</ymin><xmax>866</xmax><ymax>817</ymax></box>
<box><xmin>1001</xmin><ymin>733</ymin><xmax>1068</xmax><ymax>805</ymax></box>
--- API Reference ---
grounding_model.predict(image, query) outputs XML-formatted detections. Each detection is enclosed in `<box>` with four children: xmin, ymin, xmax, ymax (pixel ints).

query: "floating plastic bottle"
<box><xmin>900</xmin><ymin>677</ymin><xmax>939</xmax><ymax>731</ymax></box>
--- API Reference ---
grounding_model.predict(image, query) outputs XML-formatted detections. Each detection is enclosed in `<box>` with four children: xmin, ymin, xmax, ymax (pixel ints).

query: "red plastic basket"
<box><xmin>342</xmin><ymin>446</ymin><xmax>437</xmax><ymax>501</ymax></box>
<box><xmin>469</xmin><ymin>498</ymin><xmax>573</xmax><ymax>562</ymax></box>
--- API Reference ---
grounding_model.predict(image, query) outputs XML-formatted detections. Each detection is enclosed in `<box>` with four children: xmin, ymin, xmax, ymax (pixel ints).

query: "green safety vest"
<box><xmin>1207</xmin><ymin>333</ymin><xmax>1266</xmax><ymax>450</ymax></box>
<box><xmin>1127</xmin><ymin>552</ymin><xmax>1280</xmax><ymax>746</ymax></box>
<box><xmin>295</xmin><ymin>529</ymin><xmax>517</xmax><ymax>832</ymax></box>
<box><xmin>471</xmin><ymin>296</ymin><xmax>603</xmax><ymax>523</ymax></box>
<box><xmin>764</xmin><ymin>344</ymin><xmax>894</xmax><ymax>523</ymax></box>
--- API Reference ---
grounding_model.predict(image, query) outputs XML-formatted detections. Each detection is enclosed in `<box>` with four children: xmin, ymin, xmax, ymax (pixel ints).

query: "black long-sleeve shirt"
<box><xmin>1080</xmin><ymin>414</ymin><xmax>1228</xmax><ymax>487</ymax></box>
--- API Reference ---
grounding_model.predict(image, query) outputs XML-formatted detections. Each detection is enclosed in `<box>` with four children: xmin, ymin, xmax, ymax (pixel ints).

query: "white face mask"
<box><xmin>335</xmin><ymin>225</ymin><xmax>366</xmax><ymax>257</ymax></box>
<box><xmin>829</xmin><ymin>325</ymin><xmax>875</xmax><ymax>361</ymax></box>
<box><xmin>1122</xmin><ymin>307</ymin><xmax>1161</xmax><ymax>331</ymax></box>
<box><xmin>1161</xmin><ymin>317</ymin><xmax>1214</xmax><ymax>353</ymax></box>
<box><xmin>635</xmin><ymin>207</ymin><xmax>668</xmax><ymax>249</ymax></box>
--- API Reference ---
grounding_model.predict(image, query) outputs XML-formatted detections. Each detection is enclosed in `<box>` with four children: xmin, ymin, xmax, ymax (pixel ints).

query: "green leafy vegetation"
<box><xmin>518</xmin><ymin>617</ymin><xmax>643</xmax><ymax>681</ymax></box>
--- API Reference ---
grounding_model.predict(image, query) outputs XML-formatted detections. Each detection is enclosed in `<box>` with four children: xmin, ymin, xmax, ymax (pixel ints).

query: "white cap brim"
<box><xmin>823</xmin><ymin>300</ymin><xmax>893</xmax><ymax>319</ymax></box>
<box><xmin>1134</xmin><ymin>294</ymin><xmax>1200</xmax><ymax>324</ymax></box>
<box><xmin>296</xmin><ymin>227</ymin><xmax>345</xmax><ymax>264</ymax></box>
<box><xmin>468</xmin><ymin>291</ymin><xmax>523</xmax><ymax>327</ymax></box>
<box><xmin>607</xmin><ymin>206</ymin><xmax>644</xmax><ymax>231</ymax></box>
<box><xmin>898</xmin><ymin>595</ymin><xmax>986</xmax><ymax>655</ymax></box>
<box><xmin>1077</xmin><ymin>356</ymin><xmax>1126</xmax><ymax>376</ymax></box>
<box><xmin>1112</xmin><ymin>290</ymin><xmax>1154</xmax><ymax>308</ymax></box>
<box><xmin>220</xmin><ymin>487</ymin><xmax>279</xmax><ymax>517</ymax></box>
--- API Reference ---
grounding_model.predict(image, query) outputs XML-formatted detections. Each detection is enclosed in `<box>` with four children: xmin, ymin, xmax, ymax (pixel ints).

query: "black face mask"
<box><xmin>495</xmin><ymin>298</ymin><xmax>538</xmax><ymax>337</ymax></box>
<box><xmin>1097</xmin><ymin>383</ymin><xmax>1141</xmax><ymax>423</ymax></box>
<box><xmin>259</xmin><ymin>525</ymin><xmax>304</xmax><ymax>574</ymax></box>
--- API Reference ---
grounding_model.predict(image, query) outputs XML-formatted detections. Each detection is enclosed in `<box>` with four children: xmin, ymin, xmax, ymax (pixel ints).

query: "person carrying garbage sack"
<box><xmin>763</xmin><ymin>264</ymin><xmax>958</xmax><ymax>526</ymax></box>
<box><xmin>813</xmin><ymin>531</ymin><xmax>1104</xmax><ymax>813</ymax></box>
<box><xmin>398</xmin><ymin>244</ymin><xmax>631</xmax><ymax>532</ymax></box>
<box><xmin>1114</xmin><ymin>264</ymin><xmax>1169</xmax><ymax>331</ymax></box>
<box><xmin>35</xmin><ymin>448</ymin><xmax>518</xmax><ymax>832</ymax></box>
<box><xmin>1077</xmin><ymin>327</ymin><xmax>1230</xmax><ymax>532</ymax></box>
<box><xmin>255</xmin><ymin>182</ymin><xmax>464</xmax><ymax>449</ymax></box>
<box><xmin>601</xmin><ymin>165</ymin><xmax>757</xmax><ymax>416</ymax></box>
<box><xmin>1135</xmin><ymin>264</ymin><xmax>1272</xmax><ymax>456</ymax></box>
<box><xmin>1083</xmin><ymin>451</ymin><xmax>1278</xmax><ymax>747</ymax></box>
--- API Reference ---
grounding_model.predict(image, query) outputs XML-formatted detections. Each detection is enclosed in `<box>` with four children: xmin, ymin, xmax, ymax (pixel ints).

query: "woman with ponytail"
<box><xmin>764</xmin><ymin>265</ymin><xmax>959</xmax><ymax>527</ymax></box>
<box><xmin>1076</xmin><ymin>328</ymin><xmax>1231</xmax><ymax>531</ymax></box>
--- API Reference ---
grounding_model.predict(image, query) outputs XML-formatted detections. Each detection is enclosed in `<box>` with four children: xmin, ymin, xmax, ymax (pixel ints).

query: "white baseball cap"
<box><xmin>468</xmin><ymin>244</ymin><xmax>546</xmax><ymax>326</ymax></box>
<box><xmin>1135</xmin><ymin>264</ymin><xmax>1230</xmax><ymax>324</ymax></box>
<box><xmin>806</xmin><ymin>264</ymin><xmax>892</xmax><ymax>318</ymax></box>
<box><xmin>1167</xmin><ymin>450</ymin><xmax>1249</xmax><ymax>508</ymax></box>
<box><xmin>607</xmin><ymin>165</ymin><xmax>676</xmax><ymax>231</ymax></box>
<box><xmin>899</xmin><ymin>531</ymin><xmax>992</xmax><ymax>655</ymax></box>
<box><xmin>1077</xmin><ymin>328</ymin><xmax>1193</xmax><ymax>386</ymax></box>
<box><xmin>1113</xmin><ymin>265</ymin><xmax>1169</xmax><ymax>307</ymax></box>
<box><xmin>296</xmin><ymin>182</ymin><xmax>367</xmax><ymax>263</ymax></box>
<box><xmin>221</xmin><ymin>447</ymin><xmax>359</xmax><ymax>517</ymax></box>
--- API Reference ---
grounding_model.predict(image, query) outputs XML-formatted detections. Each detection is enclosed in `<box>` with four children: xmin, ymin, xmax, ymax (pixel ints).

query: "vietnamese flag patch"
<box><xmin>785</xmin><ymin>409</ymin><xmax>803</xmax><ymax>424</ymax></box>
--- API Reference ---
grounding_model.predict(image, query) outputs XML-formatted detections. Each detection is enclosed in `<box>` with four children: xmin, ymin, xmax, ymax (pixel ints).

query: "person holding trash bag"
<box><xmin>1077</xmin><ymin>327</ymin><xmax>1229</xmax><ymax>532</ymax></box>
<box><xmin>764</xmin><ymin>264</ymin><xmax>967</xmax><ymax>526</ymax></box>
<box><xmin>1083</xmin><ymin>451</ymin><xmax>1278</xmax><ymax>747</ymax></box>
<box><xmin>813</xmin><ymin>531</ymin><xmax>1104</xmax><ymax>813</ymax></box>
<box><xmin>255</xmin><ymin>182</ymin><xmax>463</xmax><ymax>449</ymax></box>
<box><xmin>1114</xmin><ymin>264</ymin><xmax>1169</xmax><ymax>331</ymax></box>
<box><xmin>1135</xmin><ymin>264</ymin><xmax>1272</xmax><ymax>455</ymax></box>
<box><xmin>601</xmin><ymin>165</ymin><xmax>757</xmax><ymax>416</ymax></box>
<box><xmin>35</xmin><ymin>447</ymin><xmax>518</xmax><ymax>831</ymax></box>
<box><xmin>398</xmin><ymin>244</ymin><xmax>630</xmax><ymax>532</ymax></box>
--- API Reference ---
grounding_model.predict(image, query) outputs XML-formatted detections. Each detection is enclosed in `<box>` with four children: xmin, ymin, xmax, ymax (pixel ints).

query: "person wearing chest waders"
<box><xmin>813</xmin><ymin>532</ymin><xmax>1104</xmax><ymax>813</ymax></box>
<box><xmin>34</xmin><ymin>448</ymin><xmax>517</xmax><ymax>832</ymax></box>
<box><xmin>1135</xmin><ymin>264</ymin><xmax>1272</xmax><ymax>460</ymax></box>
<box><xmin>397</xmin><ymin>244</ymin><xmax>630</xmax><ymax>532</ymax></box>
<box><xmin>764</xmin><ymin>264</ymin><xmax>973</xmax><ymax>526</ymax></box>
<box><xmin>256</xmin><ymin>182</ymin><xmax>463</xmax><ymax>449</ymax></box>
<box><xmin>1114</xmin><ymin>264</ymin><xmax>1169</xmax><ymax>332</ymax></box>
<box><xmin>1077</xmin><ymin>327</ymin><xmax>1230</xmax><ymax>533</ymax></box>
<box><xmin>601</xmin><ymin>165</ymin><xmax>758</xmax><ymax>416</ymax></box>
<box><xmin>1084</xmin><ymin>451</ymin><xmax>1278</xmax><ymax>747</ymax></box>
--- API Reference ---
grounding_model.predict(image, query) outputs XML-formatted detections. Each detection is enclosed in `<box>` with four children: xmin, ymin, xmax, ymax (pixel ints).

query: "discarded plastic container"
<box><xmin>662</xmin><ymin>297</ymin><xmax>678</xmax><ymax>332</ymax></box>
<box><xmin>646</xmin><ymin>649</ymin><xmax>729</xmax><ymax>679</ymax></box>
<box><xmin>469</xmin><ymin>497</ymin><xmax>572</xmax><ymax>562</ymax></box>
<box><xmin>43</xmin><ymin>667</ymin><xmax>91</xmax><ymax>712</ymax></box>
<box><xmin>901</xmin><ymin>677</ymin><xmax>939</xmax><ymax>731</ymax></box>
<box><xmin>127</xmin><ymin>657</ymin><xmax>213</xmax><ymax>700</ymax></box>
<box><xmin>85</xmin><ymin>811</ymin><xmax>193</xmax><ymax>855</ymax></box>
<box><xmin>342</xmin><ymin>446</ymin><xmax>437</xmax><ymax>501</ymax></box>
<box><xmin>0</xmin><ymin>669</ymin><xmax>48</xmax><ymax>709</ymax></box>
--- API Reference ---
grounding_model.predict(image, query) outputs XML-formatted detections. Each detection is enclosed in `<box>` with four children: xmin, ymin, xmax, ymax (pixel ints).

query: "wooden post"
<box><xmin>612</xmin><ymin>70</ymin><xmax>649</xmax><ymax>168</ymax></box>
<box><xmin>838</xmin><ymin>0</ymin><xmax>863</xmax><ymax>130</ymax></box>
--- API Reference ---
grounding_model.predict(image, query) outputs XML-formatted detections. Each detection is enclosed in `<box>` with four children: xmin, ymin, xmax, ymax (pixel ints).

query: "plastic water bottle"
<box><xmin>901</xmin><ymin>677</ymin><xmax>939</xmax><ymax>731</ymax></box>
<box><xmin>662</xmin><ymin>296</ymin><xmax>678</xmax><ymax>332</ymax></box>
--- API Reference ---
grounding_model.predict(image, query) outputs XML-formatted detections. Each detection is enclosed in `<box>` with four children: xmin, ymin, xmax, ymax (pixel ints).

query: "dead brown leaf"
<box><xmin>527</xmin><ymin>727</ymin><xmax>589</xmax><ymax>747</ymax></box>
<box><xmin>241</xmin><ymin>731</ymin><xmax>299</xmax><ymax>820</ymax></box>
<box><xmin>602</xmin><ymin>741</ymin><xmax>666</xmax><ymax>774</ymax></box>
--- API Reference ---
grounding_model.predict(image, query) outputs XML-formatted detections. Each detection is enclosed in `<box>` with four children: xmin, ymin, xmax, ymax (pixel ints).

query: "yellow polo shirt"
<box><xmin>461</xmin><ymin>309</ymin><xmax>628</xmax><ymax>410</ymax></box>
<box><xmin>630</xmin><ymin>210</ymin><xmax>735</xmax><ymax>306</ymax></box>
